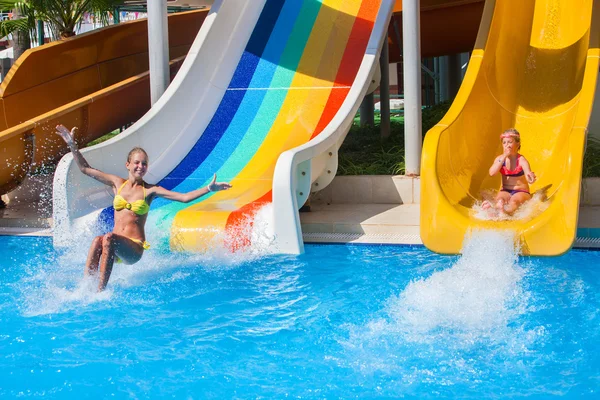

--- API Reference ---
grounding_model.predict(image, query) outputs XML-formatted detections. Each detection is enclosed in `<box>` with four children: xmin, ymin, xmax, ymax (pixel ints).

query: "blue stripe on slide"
<box><xmin>152</xmin><ymin>0</ymin><xmax>305</xmax><ymax>199</ymax></box>
<box><xmin>155</xmin><ymin>0</ymin><xmax>285</xmax><ymax>194</ymax></box>
<box><xmin>98</xmin><ymin>0</ymin><xmax>284</xmax><ymax>222</ymax></box>
<box><xmin>207</xmin><ymin>0</ymin><xmax>324</xmax><ymax>181</ymax></box>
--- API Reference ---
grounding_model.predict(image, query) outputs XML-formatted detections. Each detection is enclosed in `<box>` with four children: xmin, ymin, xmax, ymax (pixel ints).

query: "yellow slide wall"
<box><xmin>420</xmin><ymin>0</ymin><xmax>599</xmax><ymax>255</ymax></box>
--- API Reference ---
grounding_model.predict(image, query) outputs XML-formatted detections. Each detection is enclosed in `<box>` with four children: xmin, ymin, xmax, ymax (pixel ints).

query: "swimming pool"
<box><xmin>1</xmin><ymin>233</ymin><xmax>599</xmax><ymax>398</ymax></box>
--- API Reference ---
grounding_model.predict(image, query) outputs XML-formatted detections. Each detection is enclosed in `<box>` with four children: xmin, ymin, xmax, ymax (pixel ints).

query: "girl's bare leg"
<box><xmin>504</xmin><ymin>192</ymin><xmax>532</xmax><ymax>215</ymax></box>
<box><xmin>98</xmin><ymin>233</ymin><xmax>144</xmax><ymax>291</ymax></box>
<box><xmin>495</xmin><ymin>191</ymin><xmax>511</xmax><ymax>211</ymax></box>
<box><xmin>85</xmin><ymin>235</ymin><xmax>103</xmax><ymax>276</ymax></box>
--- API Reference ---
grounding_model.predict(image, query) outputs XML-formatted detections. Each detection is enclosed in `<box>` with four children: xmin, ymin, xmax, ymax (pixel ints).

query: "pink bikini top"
<box><xmin>500</xmin><ymin>155</ymin><xmax>524</xmax><ymax>177</ymax></box>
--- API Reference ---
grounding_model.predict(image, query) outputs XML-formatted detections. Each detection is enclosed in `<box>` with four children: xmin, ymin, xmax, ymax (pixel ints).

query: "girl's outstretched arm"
<box><xmin>520</xmin><ymin>156</ymin><xmax>536</xmax><ymax>183</ymax></box>
<box><xmin>151</xmin><ymin>174</ymin><xmax>232</xmax><ymax>203</ymax></box>
<box><xmin>56</xmin><ymin>125</ymin><xmax>122</xmax><ymax>189</ymax></box>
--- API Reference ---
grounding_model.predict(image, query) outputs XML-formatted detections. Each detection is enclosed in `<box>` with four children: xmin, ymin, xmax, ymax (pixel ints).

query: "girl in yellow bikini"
<box><xmin>56</xmin><ymin>125</ymin><xmax>232</xmax><ymax>291</ymax></box>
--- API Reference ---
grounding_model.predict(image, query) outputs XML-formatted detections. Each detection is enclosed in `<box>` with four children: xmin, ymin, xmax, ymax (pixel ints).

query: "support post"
<box><xmin>37</xmin><ymin>20</ymin><xmax>44</xmax><ymax>46</ymax></box>
<box><xmin>380</xmin><ymin>40</ymin><xmax>390</xmax><ymax>140</ymax></box>
<box><xmin>438</xmin><ymin>55</ymin><xmax>448</xmax><ymax>102</ymax></box>
<box><xmin>359</xmin><ymin>93</ymin><xmax>375</xmax><ymax>126</ymax></box>
<box><xmin>434</xmin><ymin>57</ymin><xmax>440</xmax><ymax>104</ymax></box>
<box><xmin>147</xmin><ymin>0</ymin><xmax>170</xmax><ymax>105</ymax></box>
<box><xmin>402</xmin><ymin>0</ymin><xmax>422</xmax><ymax>176</ymax></box>
<box><xmin>114</xmin><ymin>8</ymin><xmax>120</xmax><ymax>24</ymax></box>
<box><xmin>447</xmin><ymin>53</ymin><xmax>462</xmax><ymax>100</ymax></box>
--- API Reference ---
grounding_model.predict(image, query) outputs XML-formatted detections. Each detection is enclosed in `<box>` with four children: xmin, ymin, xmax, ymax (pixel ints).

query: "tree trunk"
<box><xmin>12</xmin><ymin>8</ymin><xmax>31</xmax><ymax>63</ymax></box>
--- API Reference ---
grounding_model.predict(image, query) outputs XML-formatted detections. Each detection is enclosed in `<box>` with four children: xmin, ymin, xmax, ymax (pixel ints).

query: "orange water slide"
<box><xmin>0</xmin><ymin>10</ymin><xmax>208</xmax><ymax>196</ymax></box>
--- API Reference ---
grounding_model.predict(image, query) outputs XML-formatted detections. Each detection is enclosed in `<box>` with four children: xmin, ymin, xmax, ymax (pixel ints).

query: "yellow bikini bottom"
<box><xmin>128</xmin><ymin>238</ymin><xmax>151</xmax><ymax>250</ymax></box>
<box><xmin>115</xmin><ymin>237</ymin><xmax>150</xmax><ymax>264</ymax></box>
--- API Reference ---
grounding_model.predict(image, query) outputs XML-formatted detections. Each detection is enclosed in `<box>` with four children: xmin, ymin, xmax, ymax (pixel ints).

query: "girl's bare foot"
<box><xmin>482</xmin><ymin>200</ymin><xmax>492</xmax><ymax>210</ymax></box>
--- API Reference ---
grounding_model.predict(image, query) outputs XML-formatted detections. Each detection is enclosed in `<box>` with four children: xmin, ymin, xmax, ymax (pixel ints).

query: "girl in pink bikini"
<box><xmin>482</xmin><ymin>128</ymin><xmax>536</xmax><ymax>215</ymax></box>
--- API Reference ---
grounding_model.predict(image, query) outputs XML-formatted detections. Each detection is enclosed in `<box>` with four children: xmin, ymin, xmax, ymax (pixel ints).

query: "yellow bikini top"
<box><xmin>113</xmin><ymin>181</ymin><xmax>150</xmax><ymax>215</ymax></box>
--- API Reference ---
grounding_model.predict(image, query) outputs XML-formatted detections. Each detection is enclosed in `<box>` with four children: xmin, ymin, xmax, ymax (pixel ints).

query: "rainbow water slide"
<box><xmin>53</xmin><ymin>0</ymin><xmax>394</xmax><ymax>253</ymax></box>
<box><xmin>0</xmin><ymin>10</ymin><xmax>207</xmax><ymax>197</ymax></box>
<box><xmin>420</xmin><ymin>0</ymin><xmax>600</xmax><ymax>255</ymax></box>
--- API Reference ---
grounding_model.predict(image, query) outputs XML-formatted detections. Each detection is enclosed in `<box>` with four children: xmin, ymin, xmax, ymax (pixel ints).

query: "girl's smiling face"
<box><xmin>126</xmin><ymin>152</ymin><xmax>148</xmax><ymax>178</ymax></box>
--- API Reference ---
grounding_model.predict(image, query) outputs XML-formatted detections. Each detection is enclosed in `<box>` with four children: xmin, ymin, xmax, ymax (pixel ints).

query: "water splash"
<box><xmin>22</xmin><ymin>204</ymin><xmax>277</xmax><ymax>316</ymax></box>
<box><xmin>343</xmin><ymin>231</ymin><xmax>533</xmax><ymax>348</ymax></box>
<box><xmin>338</xmin><ymin>230</ymin><xmax>540</xmax><ymax>382</ymax></box>
<box><xmin>472</xmin><ymin>190</ymin><xmax>549</xmax><ymax>221</ymax></box>
<box><xmin>387</xmin><ymin>230</ymin><xmax>526</xmax><ymax>337</ymax></box>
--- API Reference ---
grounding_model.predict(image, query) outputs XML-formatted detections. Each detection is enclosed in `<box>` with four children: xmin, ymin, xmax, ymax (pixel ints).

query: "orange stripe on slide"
<box><xmin>224</xmin><ymin>1</ymin><xmax>382</xmax><ymax>251</ymax></box>
<box><xmin>311</xmin><ymin>0</ymin><xmax>381</xmax><ymax>139</ymax></box>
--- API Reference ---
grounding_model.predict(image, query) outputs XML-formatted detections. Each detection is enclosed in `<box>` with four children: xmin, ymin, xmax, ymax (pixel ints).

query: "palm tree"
<box><xmin>0</xmin><ymin>2</ymin><xmax>35</xmax><ymax>61</ymax></box>
<box><xmin>0</xmin><ymin>0</ymin><xmax>123</xmax><ymax>61</ymax></box>
<box><xmin>27</xmin><ymin>0</ymin><xmax>124</xmax><ymax>38</ymax></box>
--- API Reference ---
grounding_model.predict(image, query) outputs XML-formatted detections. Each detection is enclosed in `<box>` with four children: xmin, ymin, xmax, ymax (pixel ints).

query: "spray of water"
<box><xmin>22</xmin><ymin>203</ymin><xmax>277</xmax><ymax>316</ymax></box>
<box><xmin>387</xmin><ymin>230</ymin><xmax>526</xmax><ymax>336</ymax></box>
<box><xmin>472</xmin><ymin>190</ymin><xmax>549</xmax><ymax>222</ymax></box>
<box><xmin>344</xmin><ymin>230</ymin><xmax>533</xmax><ymax>350</ymax></box>
<box><xmin>338</xmin><ymin>230</ymin><xmax>540</xmax><ymax>381</ymax></box>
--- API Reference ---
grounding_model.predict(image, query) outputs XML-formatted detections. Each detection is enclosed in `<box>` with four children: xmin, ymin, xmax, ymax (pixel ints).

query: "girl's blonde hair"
<box><xmin>127</xmin><ymin>147</ymin><xmax>148</xmax><ymax>162</ymax></box>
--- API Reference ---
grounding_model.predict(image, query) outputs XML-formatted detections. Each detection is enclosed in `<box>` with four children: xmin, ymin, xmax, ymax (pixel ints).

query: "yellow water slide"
<box><xmin>0</xmin><ymin>10</ymin><xmax>207</xmax><ymax>197</ymax></box>
<box><xmin>420</xmin><ymin>0</ymin><xmax>600</xmax><ymax>255</ymax></box>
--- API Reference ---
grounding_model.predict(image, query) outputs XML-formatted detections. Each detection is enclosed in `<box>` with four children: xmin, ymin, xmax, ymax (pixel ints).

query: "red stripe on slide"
<box><xmin>224</xmin><ymin>190</ymin><xmax>273</xmax><ymax>252</ymax></box>
<box><xmin>311</xmin><ymin>1</ymin><xmax>381</xmax><ymax>139</ymax></box>
<box><xmin>224</xmin><ymin>1</ymin><xmax>382</xmax><ymax>251</ymax></box>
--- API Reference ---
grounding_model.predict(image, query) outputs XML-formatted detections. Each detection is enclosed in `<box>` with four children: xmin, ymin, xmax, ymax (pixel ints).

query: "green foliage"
<box><xmin>339</xmin><ymin>104</ymin><xmax>450</xmax><ymax>176</ymax></box>
<box><xmin>583</xmin><ymin>136</ymin><xmax>600</xmax><ymax>178</ymax></box>
<box><xmin>0</xmin><ymin>0</ymin><xmax>122</xmax><ymax>40</ymax></box>
<box><xmin>0</xmin><ymin>1</ymin><xmax>36</xmax><ymax>38</ymax></box>
<box><xmin>422</xmin><ymin>101</ymin><xmax>452</xmax><ymax>132</ymax></box>
<box><xmin>340</xmin><ymin>101</ymin><xmax>600</xmax><ymax>177</ymax></box>
<box><xmin>28</xmin><ymin>0</ymin><xmax>123</xmax><ymax>38</ymax></box>
<box><xmin>85</xmin><ymin>129</ymin><xmax>120</xmax><ymax>147</ymax></box>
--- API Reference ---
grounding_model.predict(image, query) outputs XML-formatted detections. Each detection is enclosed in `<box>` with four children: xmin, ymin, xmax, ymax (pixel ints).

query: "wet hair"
<box><xmin>127</xmin><ymin>147</ymin><xmax>148</xmax><ymax>163</ymax></box>
<box><xmin>500</xmin><ymin>128</ymin><xmax>521</xmax><ymax>149</ymax></box>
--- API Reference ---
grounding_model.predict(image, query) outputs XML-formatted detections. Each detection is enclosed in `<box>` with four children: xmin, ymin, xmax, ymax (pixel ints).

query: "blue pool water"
<box><xmin>1</xmin><ymin>233</ymin><xmax>599</xmax><ymax>398</ymax></box>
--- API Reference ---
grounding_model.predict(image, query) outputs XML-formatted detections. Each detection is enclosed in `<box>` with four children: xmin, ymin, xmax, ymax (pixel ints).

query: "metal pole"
<box><xmin>37</xmin><ymin>20</ymin><xmax>44</xmax><ymax>47</ymax></box>
<box><xmin>402</xmin><ymin>0</ymin><xmax>422</xmax><ymax>176</ymax></box>
<box><xmin>438</xmin><ymin>55</ymin><xmax>448</xmax><ymax>102</ymax></box>
<box><xmin>114</xmin><ymin>7</ymin><xmax>120</xmax><ymax>24</ymax></box>
<box><xmin>447</xmin><ymin>53</ymin><xmax>461</xmax><ymax>100</ymax></box>
<box><xmin>434</xmin><ymin>57</ymin><xmax>440</xmax><ymax>104</ymax></box>
<box><xmin>359</xmin><ymin>93</ymin><xmax>375</xmax><ymax>126</ymax></box>
<box><xmin>147</xmin><ymin>0</ymin><xmax>170</xmax><ymax>105</ymax></box>
<box><xmin>380</xmin><ymin>40</ymin><xmax>390</xmax><ymax>140</ymax></box>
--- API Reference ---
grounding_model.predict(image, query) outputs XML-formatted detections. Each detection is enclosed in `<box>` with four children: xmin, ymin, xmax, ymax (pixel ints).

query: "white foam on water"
<box><xmin>23</xmin><ymin>204</ymin><xmax>278</xmax><ymax>316</ymax></box>
<box><xmin>337</xmin><ymin>230</ymin><xmax>543</xmax><ymax>379</ymax></box>
<box><xmin>387</xmin><ymin>230</ymin><xmax>527</xmax><ymax>337</ymax></box>
<box><xmin>472</xmin><ymin>191</ymin><xmax>549</xmax><ymax>221</ymax></box>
